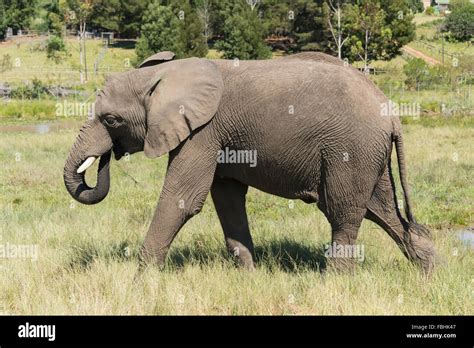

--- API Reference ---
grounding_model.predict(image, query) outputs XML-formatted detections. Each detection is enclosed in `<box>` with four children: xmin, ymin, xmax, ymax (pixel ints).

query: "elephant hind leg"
<box><xmin>365</xmin><ymin>165</ymin><xmax>435</xmax><ymax>274</ymax></box>
<box><xmin>318</xmin><ymin>166</ymin><xmax>368</xmax><ymax>272</ymax></box>
<box><xmin>211</xmin><ymin>177</ymin><xmax>255</xmax><ymax>269</ymax></box>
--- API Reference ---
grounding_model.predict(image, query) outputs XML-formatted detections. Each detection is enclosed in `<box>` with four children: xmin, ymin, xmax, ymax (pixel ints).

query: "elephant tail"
<box><xmin>392</xmin><ymin>131</ymin><xmax>416</xmax><ymax>223</ymax></box>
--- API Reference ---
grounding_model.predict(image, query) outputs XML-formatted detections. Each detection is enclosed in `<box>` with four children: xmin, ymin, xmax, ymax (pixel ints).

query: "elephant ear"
<box><xmin>144</xmin><ymin>58</ymin><xmax>224</xmax><ymax>158</ymax></box>
<box><xmin>138</xmin><ymin>51</ymin><xmax>175</xmax><ymax>68</ymax></box>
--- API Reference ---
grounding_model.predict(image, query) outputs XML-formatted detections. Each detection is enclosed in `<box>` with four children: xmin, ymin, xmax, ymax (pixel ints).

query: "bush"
<box><xmin>444</xmin><ymin>0</ymin><xmax>474</xmax><ymax>41</ymax></box>
<box><xmin>425</xmin><ymin>6</ymin><xmax>435</xmax><ymax>16</ymax></box>
<box><xmin>214</xmin><ymin>3</ymin><xmax>271</xmax><ymax>60</ymax></box>
<box><xmin>135</xmin><ymin>1</ymin><xmax>207</xmax><ymax>64</ymax></box>
<box><xmin>403</xmin><ymin>58</ymin><xmax>449</xmax><ymax>90</ymax></box>
<box><xmin>1</xmin><ymin>54</ymin><xmax>13</xmax><ymax>73</ymax></box>
<box><xmin>10</xmin><ymin>78</ymin><xmax>49</xmax><ymax>99</ymax></box>
<box><xmin>46</xmin><ymin>36</ymin><xmax>66</xmax><ymax>63</ymax></box>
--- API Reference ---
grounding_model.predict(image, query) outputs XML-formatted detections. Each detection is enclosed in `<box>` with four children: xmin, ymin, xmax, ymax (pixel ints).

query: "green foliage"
<box><xmin>407</xmin><ymin>0</ymin><xmax>424</xmax><ymax>13</ymax></box>
<box><xmin>0</xmin><ymin>0</ymin><xmax>6</xmax><ymax>39</ymax></box>
<box><xmin>89</xmin><ymin>0</ymin><xmax>121</xmax><ymax>32</ymax></box>
<box><xmin>46</xmin><ymin>35</ymin><xmax>66</xmax><ymax>62</ymax></box>
<box><xmin>10</xmin><ymin>78</ymin><xmax>49</xmax><ymax>99</ymax></box>
<box><xmin>324</xmin><ymin>0</ymin><xmax>416</xmax><ymax>64</ymax></box>
<box><xmin>27</xmin><ymin>0</ymin><xmax>65</xmax><ymax>35</ymax></box>
<box><xmin>425</xmin><ymin>6</ymin><xmax>435</xmax><ymax>16</ymax></box>
<box><xmin>0</xmin><ymin>0</ymin><xmax>37</xmax><ymax>36</ymax></box>
<box><xmin>403</xmin><ymin>58</ymin><xmax>429</xmax><ymax>90</ymax></box>
<box><xmin>403</xmin><ymin>57</ymin><xmax>449</xmax><ymax>90</ymax></box>
<box><xmin>260</xmin><ymin>0</ymin><xmax>294</xmax><ymax>36</ymax></box>
<box><xmin>135</xmin><ymin>3</ymin><xmax>181</xmax><ymax>63</ymax></box>
<box><xmin>172</xmin><ymin>0</ymin><xmax>208</xmax><ymax>58</ymax></box>
<box><xmin>135</xmin><ymin>0</ymin><xmax>207</xmax><ymax>64</ymax></box>
<box><xmin>0</xmin><ymin>53</ymin><xmax>13</xmax><ymax>72</ymax></box>
<box><xmin>345</xmin><ymin>0</ymin><xmax>388</xmax><ymax>64</ymax></box>
<box><xmin>214</xmin><ymin>1</ymin><xmax>271</xmax><ymax>59</ymax></box>
<box><xmin>88</xmin><ymin>0</ymin><xmax>147</xmax><ymax>37</ymax></box>
<box><xmin>379</xmin><ymin>0</ymin><xmax>416</xmax><ymax>58</ymax></box>
<box><xmin>444</xmin><ymin>0</ymin><xmax>474</xmax><ymax>42</ymax></box>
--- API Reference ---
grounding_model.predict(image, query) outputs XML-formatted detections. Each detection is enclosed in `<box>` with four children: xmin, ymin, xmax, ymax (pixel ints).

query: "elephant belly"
<box><xmin>215</xmin><ymin>149</ymin><xmax>322</xmax><ymax>203</ymax></box>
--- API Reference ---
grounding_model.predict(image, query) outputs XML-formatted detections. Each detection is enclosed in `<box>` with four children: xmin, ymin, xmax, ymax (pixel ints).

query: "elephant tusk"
<box><xmin>77</xmin><ymin>157</ymin><xmax>97</xmax><ymax>174</ymax></box>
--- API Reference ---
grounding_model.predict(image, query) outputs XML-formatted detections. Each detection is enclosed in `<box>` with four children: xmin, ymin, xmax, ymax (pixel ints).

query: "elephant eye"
<box><xmin>103</xmin><ymin>115</ymin><xmax>122</xmax><ymax>128</ymax></box>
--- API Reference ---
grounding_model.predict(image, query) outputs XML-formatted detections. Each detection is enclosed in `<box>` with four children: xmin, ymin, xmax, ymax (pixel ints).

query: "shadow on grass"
<box><xmin>110</xmin><ymin>40</ymin><xmax>136</xmax><ymax>49</ymax></box>
<box><xmin>66</xmin><ymin>239</ymin><xmax>327</xmax><ymax>273</ymax></box>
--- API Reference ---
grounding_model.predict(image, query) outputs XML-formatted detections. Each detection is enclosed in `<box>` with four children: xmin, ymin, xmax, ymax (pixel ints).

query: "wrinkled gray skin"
<box><xmin>64</xmin><ymin>51</ymin><xmax>435</xmax><ymax>274</ymax></box>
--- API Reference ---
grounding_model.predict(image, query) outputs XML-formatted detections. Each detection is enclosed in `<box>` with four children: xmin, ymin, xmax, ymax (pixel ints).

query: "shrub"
<box><xmin>403</xmin><ymin>58</ymin><xmax>449</xmax><ymax>90</ymax></box>
<box><xmin>425</xmin><ymin>6</ymin><xmax>435</xmax><ymax>16</ymax></box>
<box><xmin>444</xmin><ymin>0</ymin><xmax>474</xmax><ymax>42</ymax></box>
<box><xmin>46</xmin><ymin>36</ymin><xmax>66</xmax><ymax>63</ymax></box>
<box><xmin>1</xmin><ymin>54</ymin><xmax>13</xmax><ymax>73</ymax></box>
<box><xmin>214</xmin><ymin>3</ymin><xmax>271</xmax><ymax>60</ymax></box>
<box><xmin>404</xmin><ymin>58</ymin><xmax>429</xmax><ymax>90</ymax></box>
<box><xmin>10</xmin><ymin>78</ymin><xmax>49</xmax><ymax>99</ymax></box>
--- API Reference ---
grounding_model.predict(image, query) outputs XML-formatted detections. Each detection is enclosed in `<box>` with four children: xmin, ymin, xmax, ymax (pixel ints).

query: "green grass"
<box><xmin>408</xmin><ymin>15</ymin><xmax>474</xmax><ymax>65</ymax></box>
<box><xmin>412</xmin><ymin>13</ymin><xmax>443</xmax><ymax>27</ymax></box>
<box><xmin>1</xmin><ymin>37</ymin><xmax>136</xmax><ymax>88</ymax></box>
<box><xmin>0</xmin><ymin>119</ymin><xmax>472</xmax><ymax>314</ymax></box>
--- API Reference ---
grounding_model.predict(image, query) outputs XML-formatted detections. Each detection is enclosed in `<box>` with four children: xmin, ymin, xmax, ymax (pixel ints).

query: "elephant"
<box><xmin>64</xmin><ymin>51</ymin><xmax>435</xmax><ymax>274</ymax></box>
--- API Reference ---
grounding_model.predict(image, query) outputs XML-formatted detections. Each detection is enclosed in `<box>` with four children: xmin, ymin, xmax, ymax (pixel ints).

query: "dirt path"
<box><xmin>402</xmin><ymin>45</ymin><xmax>442</xmax><ymax>66</ymax></box>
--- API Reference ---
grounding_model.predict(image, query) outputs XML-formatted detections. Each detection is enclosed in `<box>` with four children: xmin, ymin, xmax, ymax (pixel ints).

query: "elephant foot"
<box><xmin>227</xmin><ymin>244</ymin><xmax>256</xmax><ymax>270</ymax></box>
<box><xmin>325</xmin><ymin>256</ymin><xmax>356</xmax><ymax>274</ymax></box>
<box><xmin>324</xmin><ymin>242</ymin><xmax>364</xmax><ymax>274</ymax></box>
<box><xmin>236</xmin><ymin>255</ymin><xmax>256</xmax><ymax>270</ymax></box>
<box><xmin>138</xmin><ymin>245</ymin><xmax>167</xmax><ymax>270</ymax></box>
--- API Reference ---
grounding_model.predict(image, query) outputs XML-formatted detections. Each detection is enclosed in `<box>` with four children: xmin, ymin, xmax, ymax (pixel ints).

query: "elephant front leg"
<box><xmin>139</xmin><ymin>144</ymin><xmax>217</xmax><ymax>268</ymax></box>
<box><xmin>211</xmin><ymin>177</ymin><xmax>255</xmax><ymax>269</ymax></box>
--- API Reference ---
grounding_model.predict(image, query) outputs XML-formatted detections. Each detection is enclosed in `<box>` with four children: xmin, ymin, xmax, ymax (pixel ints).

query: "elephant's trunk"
<box><xmin>63</xmin><ymin>121</ymin><xmax>113</xmax><ymax>205</ymax></box>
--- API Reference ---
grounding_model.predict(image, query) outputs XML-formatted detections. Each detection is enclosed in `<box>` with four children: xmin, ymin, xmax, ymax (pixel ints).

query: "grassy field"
<box><xmin>408</xmin><ymin>15</ymin><xmax>474</xmax><ymax>64</ymax></box>
<box><xmin>0</xmin><ymin>117</ymin><xmax>472</xmax><ymax>315</ymax></box>
<box><xmin>0</xmin><ymin>37</ymin><xmax>135</xmax><ymax>87</ymax></box>
<box><xmin>0</xmin><ymin>19</ymin><xmax>472</xmax><ymax>314</ymax></box>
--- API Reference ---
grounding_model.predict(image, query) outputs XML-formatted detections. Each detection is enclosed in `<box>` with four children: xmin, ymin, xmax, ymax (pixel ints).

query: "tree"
<box><xmin>135</xmin><ymin>0</ymin><xmax>207</xmax><ymax>64</ymax></box>
<box><xmin>260</xmin><ymin>0</ymin><xmax>292</xmax><ymax>36</ymax></box>
<box><xmin>445</xmin><ymin>0</ymin><xmax>474</xmax><ymax>42</ymax></box>
<box><xmin>89</xmin><ymin>0</ymin><xmax>121</xmax><ymax>33</ymax></box>
<box><xmin>379</xmin><ymin>0</ymin><xmax>416</xmax><ymax>59</ymax></box>
<box><xmin>65</xmin><ymin>0</ymin><xmax>94</xmax><ymax>83</ymax></box>
<box><xmin>87</xmin><ymin>0</ymin><xmax>147</xmax><ymax>38</ymax></box>
<box><xmin>324</xmin><ymin>0</ymin><xmax>350</xmax><ymax>59</ymax></box>
<box><xmin>119</xmin><ymin>0</ymin><xmax>147</xmax><ymax>38</ymax></box>
<box><xmin>171</xmin><ymin>0</ymin><xmax>208</xmax><ymax>58</ymax></box>
<box><xmin>292</xmin><ymin>0</ymin><xmax>326</xmax><ymax>51</ymax></box>
<box><xmin>46</xmin><ymin>35</ymin><xmax>66</xmax><ymax>63</ymax></box>
<box><xmin>346</xmin><ymin>0</ymin><xmax>388</xmax><ymax>70</ymax></box>
<box><xmin>0</xmin><ymin>0</ymin><xmax>37</xmax><ymax>37</ymax></box>
<box><xmin>214</xmin><ymin>1</ymin><xmax>271</xmax><ymax>59</ymax></box>
<box><xmin>196</xmin><ymin>0</ymin><xmax>212</xmax><ymax>44</ymax></box>
<box><xmin>0</xmin><ymin>0</ymin><xmax>7</xmax><ymax>39</ymax></box>
<box><xmin>403</xmin><ymin>57</ymin><xmax>429</xmax><ymax>90</ymax></box>
<box><xmin>407</xmin><ymin>0</ymin><xmax>424</xmax><ymax>13</ymax></box>
<box><xmin>135</xmin><ymin>2</ymin><xmax>181</xmax><ymax>63</ymax></box>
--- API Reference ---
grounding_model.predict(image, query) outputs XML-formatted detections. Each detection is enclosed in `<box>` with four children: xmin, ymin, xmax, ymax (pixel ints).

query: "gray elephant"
<box><xmin>64</xmin><ymin>51</ymin><xmax>435</xmax><ymax>273</ymax></box>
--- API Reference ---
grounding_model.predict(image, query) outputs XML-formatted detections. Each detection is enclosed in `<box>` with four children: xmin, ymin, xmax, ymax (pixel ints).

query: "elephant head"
<box><xmin>63</xmin><ymin>52</ymin><xmax>224</xmax><ymax>204</ymax></box>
